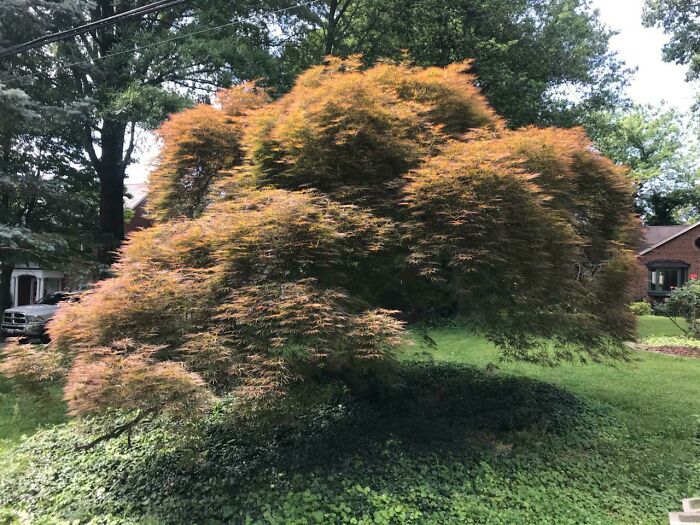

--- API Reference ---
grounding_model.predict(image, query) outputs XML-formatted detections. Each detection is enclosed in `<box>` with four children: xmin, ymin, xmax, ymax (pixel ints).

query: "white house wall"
<box><xmin>10</xmin><ymin>268</ymin><xmax>65</xmax><ymax>307</ymax></box>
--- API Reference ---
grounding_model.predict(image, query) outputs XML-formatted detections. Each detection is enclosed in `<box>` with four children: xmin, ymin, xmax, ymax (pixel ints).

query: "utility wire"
<box><xmin>0</xmin><ymin>0</ymin><xmax>190</xmax><ymax>59</ymax></box>
<box><xmin>59</xmin><ymin>0</ymin><xmax>320</xmax><ymax>70</ymax></box>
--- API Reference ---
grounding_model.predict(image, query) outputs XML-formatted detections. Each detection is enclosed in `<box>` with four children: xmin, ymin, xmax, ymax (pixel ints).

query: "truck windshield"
<box><xmin>39</xmin><ymin>293</ymin><xmax>68</xmax><ymax>305</ymax></box>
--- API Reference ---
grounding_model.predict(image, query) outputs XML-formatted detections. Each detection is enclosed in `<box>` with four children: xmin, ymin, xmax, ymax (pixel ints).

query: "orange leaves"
<box><xmin>244</xmin><ymin>58</ymin><xmax>502</xmax><ymax>214</ymax></box>
<box><xmin>0</xmin><ymin>339</ymin><xmax>65</xmax><ymax>393</ymax></box>
<box><xmin>43</xmin><ymin>186</ymin><xmax>403</xmax><ymax>415</ymax></box>
<box><xmin>64</xmin><ymin>343</ymin><xmax>213</xmax><ymax>416</ymax></box>
<box><xmin>0</xmin><ymin>58</ymin><xmax>641</xmax><ymax>419</ymax></box>
<box><xmin>216</xmin><ymin>82</ymin><xmax>270</xmax><ymax>117</ymax></box>
<box><xmin>404</xmin><ymin>126</ymin><xmax>639</xmax><ymax>355</ymax></box>
<box><xmin>217</xmin><ymin>280</ymin><xmax>405</xmax><ymax>400</ymax></box>
<box><xmin>370</xmin><ymin>60</ymin><xmax>503</xmax><ymax>134</ymax></box>
<box><xmin>148</xmin><ymin>83</ymin><xmax>269</xmax><ymax>222</ymax></box>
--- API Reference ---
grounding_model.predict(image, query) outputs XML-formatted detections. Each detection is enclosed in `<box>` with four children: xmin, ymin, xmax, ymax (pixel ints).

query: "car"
<box><xmin>1</xmin><ymin>291</ymin><xmax>81</xmax><ymax>340</ymax></box>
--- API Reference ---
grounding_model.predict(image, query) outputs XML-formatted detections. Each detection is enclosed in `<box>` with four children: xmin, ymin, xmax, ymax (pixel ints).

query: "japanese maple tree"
<box><xmin>1</xmin><ymin>59</ymin><xmax>639</xmax><ymax>427</ymax></box>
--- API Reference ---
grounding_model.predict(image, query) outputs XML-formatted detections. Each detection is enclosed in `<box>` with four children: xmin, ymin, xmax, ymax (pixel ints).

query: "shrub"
<box><xmin>148</xmin><ymin>83</ymin><xmax>269</xmax><ymax>222</ymax></box>
<box><xmin>659</xmin><ymin>278</ymin><xmax>700</xmax><ymax>337</ymax></box>
<box><xmin>404</xmin><ymin>128</ymin><xmax>638</xmax><ymax>360</ymax></box>
<box><xmin>243</xmin><ymin>58</ymin><xmax>502</xmax><ymax>215</ymax></box>
<box><xmin>630</xmin><ymin>301</ymin><xmax>653</xmax><ymax>316</ymax></box>
<box><xmin>0</xmin><ymin>339</ymin><xmax>65</xmax><ymax>393</ymax></box>
<box><xmin>0</xmin><ymin>58</ymin><xmax>639</xmax><ymax>422</ymax></box>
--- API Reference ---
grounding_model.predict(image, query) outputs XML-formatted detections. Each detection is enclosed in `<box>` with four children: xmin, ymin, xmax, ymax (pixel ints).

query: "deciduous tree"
<box><xmin>586</xmin><ymin>104</ymin><xmax>700</xmax><ymax>224</ymax></box>
<box><xmin>0</xmin><ymin>3</ymin><xmax>99</xmax><ymax>314</ymax></box>
<box><xmin>1</xmin><ymin>60</ymin><xmax>639</xmax><ymax>434</ymax></box>
<box><xmin>278</xmin><ymin>0</ymin><xmax>631</xmax><ymax>127</ymax></box>
<box><xmin>643</xmin><ymin>0</ymin><xmax>700</xmax><ymax>79</ymax></box>
<box><xmin>7</xmin><ymin>0</ymin><xmax>292</xmax><ymax>261</ymax></box>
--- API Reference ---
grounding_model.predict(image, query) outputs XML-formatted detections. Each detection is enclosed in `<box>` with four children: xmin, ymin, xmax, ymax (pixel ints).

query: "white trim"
<box><xmin>638</xmin><ymin>222</ymin><xmax>700</xmax><ymax>255</ymax></box>
<box><xmin>10</xmin><ymin>269</ymin><xmax>65</xmax><ymax>307</ymax></box>
<box><xmin>128</xmin><ymin>194</ymin><xmax>148</xmax><ymax>210</ymax></box>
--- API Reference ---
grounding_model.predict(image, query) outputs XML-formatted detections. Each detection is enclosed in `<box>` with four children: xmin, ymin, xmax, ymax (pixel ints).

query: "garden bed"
<box><xmin>633</xmin><ymin>343</ymin><xmax>700</xmax><ymax>358</ymax></box>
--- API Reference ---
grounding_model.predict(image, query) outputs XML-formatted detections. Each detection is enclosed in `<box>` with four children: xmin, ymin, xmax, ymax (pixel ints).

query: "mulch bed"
<box><xmin>631</xmin><ymin>344</ymin><xmax>700</xmax><ymax>358</ymax></box>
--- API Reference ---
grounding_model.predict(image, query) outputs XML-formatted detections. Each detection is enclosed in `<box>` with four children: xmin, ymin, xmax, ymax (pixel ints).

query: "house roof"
<box><xmin>638</xmin><ymin>223</ymin><xmax>700</xmax><ymax>255</ymax></box>
<box><xmin>125</xmin><ymin>183</ymin><xmax>148</xmax><ymax>210</ymax></box>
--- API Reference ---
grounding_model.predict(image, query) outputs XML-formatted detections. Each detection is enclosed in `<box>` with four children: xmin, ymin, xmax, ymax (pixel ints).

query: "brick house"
<box><xmin>124</xmin><ymin>183</ymin><xmax>153</xmax><ymax>235</ymax></box>
<box><xmin>5</xmin><ymin>185</ymin><xmax>152</xmax><ymax>309</ymax></box>
<box><xmin>633</xmin><ymin>223</ymin><xmax>700</xmax><ymax>302</ymax></box>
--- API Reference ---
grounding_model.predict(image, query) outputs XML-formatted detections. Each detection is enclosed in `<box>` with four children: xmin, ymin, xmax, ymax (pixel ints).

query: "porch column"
<box><xmin>10</xmin><ymin>277</ymin><xmax>17</xmax><ymax>307</ymax></box>
<box><xmin>36</xmin><ymin>278</ymin><xmax>44</xmax><ymax>302</ymax></box>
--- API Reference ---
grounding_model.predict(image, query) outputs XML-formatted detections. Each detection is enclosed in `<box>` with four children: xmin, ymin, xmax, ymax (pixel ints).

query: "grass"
<box><xmin>404</xmin><ymin>318</ymin><xmax>700</xmax><ymax>453</ymax></box>
<box><xmin>0</xmin><ymin>378</ymin><xmax>65</xmax><ymax>455</ymax></box>
<box><xmin>636</xmin><ymin>315</ymin><xmax>688</xmax><ymax>339</ymax></box>
<box><xmin>0</xmin><ymin>316</ymin><xmax>698</xmax><ymax>524</ymax></box>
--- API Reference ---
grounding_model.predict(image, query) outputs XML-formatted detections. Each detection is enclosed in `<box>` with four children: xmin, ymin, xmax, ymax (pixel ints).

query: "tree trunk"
<box><xmin>90</xmin><ymin>0</ymin><xmax>126</xmax><ymax>265</ymax></box>
<box><xmin>0</xmin><ymin>262</ymin><xmax>14</xmax><ymax>315</ymax></box>
<box><xmin>324</xmin><ymin>0</ymin><xmax>339</xmax><ymax>55</ymax></box>
<box><xmin>96</xmin><ymin>119</ymin><xmax>127</xmax><ymax>263</ymax></box>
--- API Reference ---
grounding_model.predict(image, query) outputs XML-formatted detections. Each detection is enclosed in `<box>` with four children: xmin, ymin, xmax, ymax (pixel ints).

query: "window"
<box><xmin>648</xmin><ymin>267</ymin><xmax>688</xmax><ymax>296</ymax></box>
<box><xmin>43</xmin><ymin>278</ymin><xmax>62</xmax><ymax>295</ymax></box>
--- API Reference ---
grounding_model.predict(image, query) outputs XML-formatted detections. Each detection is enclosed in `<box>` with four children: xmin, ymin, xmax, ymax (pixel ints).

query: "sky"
<box><xmin>591</xmin><ymin>0</ymin><xmax>696</xmax><ymax>111</ymax></box>
<box><xmin>126</xmin><ymin>0</ymin><xmax>698</xmax><ymax>185</ymax></box>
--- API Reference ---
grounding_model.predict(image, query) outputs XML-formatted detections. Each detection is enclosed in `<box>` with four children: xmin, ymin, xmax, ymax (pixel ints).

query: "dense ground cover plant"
<box><xmin>0</xmin><ymin>354</ymin><xmax>698</xmax><ymax>524</ymax></box>
<box><xmin>0</xmin><ymin>59</ymin><xmax>639</xmax><ymax>423</ymax></box>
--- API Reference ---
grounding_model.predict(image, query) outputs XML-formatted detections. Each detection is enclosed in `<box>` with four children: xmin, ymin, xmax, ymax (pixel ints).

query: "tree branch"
<box><xmin>121</xmin><ymin>121</ymin><xmax>137</xmax><ymax>172</ymax></box>
<box><xmin>84</xmin><ymin>126</ymin><xmax>101</xmax><ymax>171</ymax></box>
<box><xmin>75</xmin><ymin>408</ymin><xmax>157</xmax><ymax>451</ymax></box>
<box><xmin>667</xmin><ymin>315</ymin><xmax>690</xmax><ymax>337</ymax></box>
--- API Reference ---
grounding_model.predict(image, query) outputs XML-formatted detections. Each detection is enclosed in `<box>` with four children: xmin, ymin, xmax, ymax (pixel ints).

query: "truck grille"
<box><xmin>2</xmin><ymin>312</ymin><xmax>26</xmax><ymax>325</ymax></box>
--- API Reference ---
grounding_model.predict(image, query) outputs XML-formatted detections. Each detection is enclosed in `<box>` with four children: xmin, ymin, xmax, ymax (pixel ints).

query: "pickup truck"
<box><xmin>1</xmin><ymin>291</ymin><xmax>80</xmax><ymax>340</ymax></box>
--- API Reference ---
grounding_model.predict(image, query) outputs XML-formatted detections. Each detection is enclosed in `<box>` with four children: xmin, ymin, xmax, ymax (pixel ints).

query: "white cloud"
<box><xmin>590</xmin><ymin>0</ymin><xmax>697</xmax><ymax>111</ymax></box>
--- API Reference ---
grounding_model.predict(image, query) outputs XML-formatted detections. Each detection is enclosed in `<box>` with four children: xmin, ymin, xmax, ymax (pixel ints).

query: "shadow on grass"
<box><xmin>123</xmin><ymin>363</ymin><xmax>585</xmax><ymax>517</ymax></box>
<box><xmin>0</xmin><ymin>377</ymin><xmax>65</xmax><ymax>452</ymax></box>
<box><xmin>0</xmin><ymin>361</ymin><xmax>591</xmax><ymax>523</ymax></box>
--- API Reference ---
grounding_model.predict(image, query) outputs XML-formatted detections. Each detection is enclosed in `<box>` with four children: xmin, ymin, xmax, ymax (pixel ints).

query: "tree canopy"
<box><xmin>2</xmin><ymin>0</ymin><xmax>631</xmax><ymax>265</ymax></box>
<box><xmin>644</xmin><ymin>0</ymin><xmax>700</xmax><ymax>79</ymax></box>
<box><xmin>0</xmin><ymin>1</ymin><xmax>99</xmax><ymax>313</ymax></box>
<box><xmin>1</xmin><ymin>59</ymin><xmax>638</xmax><ymax>423</ymax></box>
<box><xmin>278</xmin><ymin>0</ymin><xmax>631</xmax><ymax>127</ymax></box>
<box><xmin>587</xmin><ymin>104</ymin><xmax>700</xmax><ymax>225</ymax></box>
<box><xmin>5</xmin><ymin>0</ymin><xmax>292</xmax><ymax>261</ymax></box>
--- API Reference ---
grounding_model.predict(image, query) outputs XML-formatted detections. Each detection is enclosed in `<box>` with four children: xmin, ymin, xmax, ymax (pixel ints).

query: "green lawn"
<box><xmin>635</xmin><ymin>315</ymin><xmax>688</xmax><ymax>339</ymax></box>
<box><xmin>0</xmin><ymin>379</ymin><xmax>65</xmax><ymax>456</ymax></box>
<box><xmin>0</xmin><ymin>317</ymin><xmax>698</xmax><ymax>524</ymax></box>
<box><xmin>404</xmin><ymin>319</ymin><xmax>700</xmax><ymax>453</ymax></box>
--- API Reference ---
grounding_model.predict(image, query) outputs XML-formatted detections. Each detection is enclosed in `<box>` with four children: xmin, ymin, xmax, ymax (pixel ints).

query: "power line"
<box><xmin>59</xmin><ymin>0</ymin><xmax>320</xmax><ymax>70</ymax></box>
<box><xmin>0</xmin><ymin>0</ymin><xmax>190</xmax><ymax>59</ymax></box>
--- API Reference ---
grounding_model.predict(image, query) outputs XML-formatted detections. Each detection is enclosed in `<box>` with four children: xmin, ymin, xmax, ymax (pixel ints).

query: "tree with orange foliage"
<box><xmin>0</xmin><ymin>58</ymin><xmax>639</xmax><ymax>444</ymax></box>
<box><xmin>148</xmin><ymin>83</ymin><xmax>269</xmax><ymax>222</ymax></box>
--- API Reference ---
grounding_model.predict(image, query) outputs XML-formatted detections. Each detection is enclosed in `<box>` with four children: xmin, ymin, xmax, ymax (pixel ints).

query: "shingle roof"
<box><xmin>638</xmin><ymin>223</ymin><xmax>700</xmax><ymax>254</ymax></box>
<box><xmin>640</xmin><ymin>226</ymin><xmax>688</xmax><ymax>251</ymax></box>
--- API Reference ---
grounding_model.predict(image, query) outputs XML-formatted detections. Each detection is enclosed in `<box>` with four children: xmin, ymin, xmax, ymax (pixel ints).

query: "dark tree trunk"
<box><xmin>0</xmin><ymin>262</ymin><xmax>14</xmax><ymax>316</ymax></box>
<box><xmin>90</xmin><ymin>0</ymin><xmax>127</xmax><ymax>265</ymax></box>
<box><xmin>96</xmin><ymin>119</ymin><xmax>127</xmax><ymax>263</ymax></box>
<box><xmin>324</xmin><ymin>0</ymin><xmax>339</xmax><ymax>55</ymax></box>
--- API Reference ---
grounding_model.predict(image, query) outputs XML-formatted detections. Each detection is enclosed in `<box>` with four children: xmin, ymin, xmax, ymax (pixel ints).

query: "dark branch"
<box><xmin>121</xmin><ymin>121</ymin><xmax>137</xmax><ymax>172</ymax></box>
<box><xmin>84</xmin><ymin>126</ymin><xmax>101</xmax><ymax>170</ymax></box>
<box><xmin>75</xmin><ymin>408</ymin><xmax>157</xmax><ymax>451</ymax></box>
